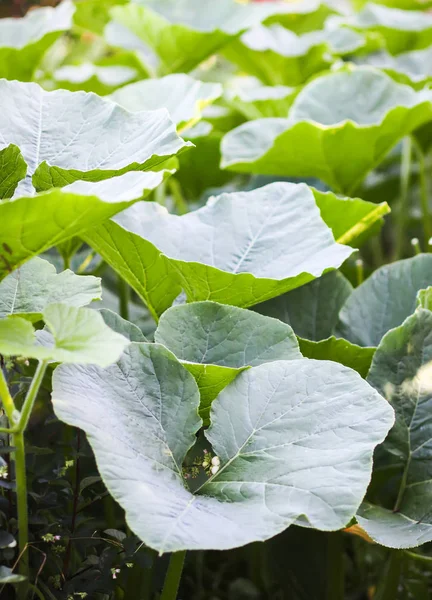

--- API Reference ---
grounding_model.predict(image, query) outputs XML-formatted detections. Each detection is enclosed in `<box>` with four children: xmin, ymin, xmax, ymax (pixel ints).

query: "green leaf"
<box><xmin>221</xmin><ymin>66</ymin><xmax>432</xmax><ymax>194</ymax></box>
<box><xmin>357</xmin><ymin>309</ymin><xmax>432</xmax><ymax>548</ymax></box>
<box><xmin>110</xmin><ymin>74</ymin><xmax>222</xmax><ymax>132</ymax></box>
<box><xmin>223</xmin><ymin>24</ymin><xmax>333</xmax><ymax>87</ymax></box>
<box><xmin>99</xmin><ymin>309</ymin><xmax>147</xmax><ymax>342</ymax></box>
<box><xmin>225</xmin><ymin>77</ymin><xmax>296</xmax><ymax>120</ymax></box>
<box><xmin>52</xmin><ymin>342</ymin><xmax>394</xmax><ymax>553</ymax></box>
<box><xmin>0</xmin><ymin>304</ymin><xmax>128</xmax><ymax>366</ymax></box>
<box><xmin>0</xmin><ymin>566</ymin><xmax>26</xmax><ymax>584</ymax></box>
<box><xmin>298</xmin><ymin>337</ymin><xmax>375</xmax><ymax>378</ymax></box>
<box><xmin>353</xmin><ymin>0</ymin><xmax>432</xmax><ymax>10</ymax></box>
<box><xmin>74</xmin><ymin>0</ymin><xmax>127</xmax><ymax>35</ymax></box>
<box><xmin>0</xmin><ymin>145</ymin><xmax>27</xmax><ymax>200</ymax></box>
<box><xmin>0</xmin><ymin>80</ymin><xmax>190</xmax><ymax>195</ymax></box>
<box><xmin>0</xmin><ymin>1</ymin><xmax>74</xmax><ymax>81</ymax></box>
<box><xmin>84</xmin><ymin>182</ymin><xmax>353</xmax><ymax>314</ymax></box>
<box><xmin>254</xmin><ymin>271</ymin><xmax>353</xmax><ymax>342</ymax></box>
<box><xmin>0</xmin><ymin>257</ymin><xmax>101</xmax><ymax>320</ymax></box>
<box><xmin>52</xmin><ymin>63</ymin><xmax>139</xmax><ymax>96</ymax></box>
<box><xmin>416</xmin><ymin>287</ymin><xmax>432</xmax><ymax>310</ymax></box>
<box><xmin>360</xmin><ymin>47</ymin><xmax>432</xmax><ymax>89</ymax></box>
<box><xmin>154</xmin><ymin>301</ymin><xmax>301</xmax><ymax>421</ymax></box>
<box><xmin>0</xmin><ymin>170</ymin><xmax>171</xmax><ymax>281</ymax></box>
<box><xmin>346</xmin><ymin>3</ymin><xmax>432</xmax><ymax>55</ymax></box>
<box><xmin>337</xmin><ymin>254</ymin><xmax>432</xmax><ymax>347</ymax></box>
<box><xmin>265</xmin><ymin>0</ymin><xmax>336</xmax><ymax>35</ymax></box>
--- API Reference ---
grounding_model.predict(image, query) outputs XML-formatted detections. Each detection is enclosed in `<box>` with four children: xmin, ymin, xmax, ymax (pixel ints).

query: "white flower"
<box><xmin>210</xmin><ymin>465</ymin><xmax>219</xmax><ymax>475</ymax></box>
<box><xmin>211</xmin><ymin>456</ymin><xmax>220</xmax><ymax>467</ymax></box>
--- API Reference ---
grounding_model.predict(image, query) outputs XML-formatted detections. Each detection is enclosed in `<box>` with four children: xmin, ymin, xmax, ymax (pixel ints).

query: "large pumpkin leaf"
<box><xmin>0</xmin><ymin>1</ymin><xmax>74</xmax><ymax>81</ymax></box>
<box><xmin>0</xmin><ymin>257</ymin><xmax>101</xmax><ymax>320</ymax></box>
<box><xmin>83</xmin><ymin>182</ymin><xmax>353</xmax><ymax>315</ymax></box>
<box><xmin>51</xmin><ymin>63</ymin><xmax>139</xmax><ymax>96</ymax></box>
<box><xmin>110</xmin><ymin>74</ymin><xmax>222</xmax><ymax>132</ymax></box>
<box><xmin>223</xmin><ymin>24</ymin><xmax>332</xmax><ymax>87</ymax></box>
<box><xmin>0</xmin><ymin>170</ymin><xmax>172</xmax><ymax>281</ymax></box>
<box><xmin>52</xmin><ymin>342</ymin><xmax>394</xmax><ymax>553</ymax></box>
<box><xmin>99</xmin><ymin>309</ymin><xmax>147</xmax><ymax>342</ymax></box>
<box><xmin>357</xmin><ymin>309</ymin><xmax>432</xmax><ymax>548</ymax></box>
<box><xmin>221</xmin><ymin>66</ymin><xmax>432</xmax><ymax>194</ymax></box>
<box><xmin>225</xmin><ymin>77</ymin><xmax>296</xmax><ymax>120</ymax></box>
<box><xmin>254</xmin><ymin>271</ymin><xmax>353</xmax><ymax>342</ymax></box>
<box><xmin>353</xmin><ymin>0</ymin><xmax>432</xmax><ymax>10</ymax></box>
<box><xmin>337</xmin><ymin>254</ymin><xmax>432</xmax><ymax>347</ymax></box>
<box><xmin>0</xmin><ymin>304</ymin><xmax>128</xmax><ymax>366</ymax></box>
<box><xmin>360</xmin><ymin>47</ymin><xmax>432</xmax><ymax>89</ymax></box>
<box><xmin>298</xmin><ymin>338</ymin><xmax>375</xmax><ymax>378</ymax></box>
<box><xmin>0</xmin><ymin>80</ymin><xmax>190</xmax><ymax>195</ymax></box>
<box><xmin>0</xmin><ymin>145</ymin><xmax>27</xmax><ymax>200</ymax></box>
<box><xmin>154</xmin><ymin>301</ymin><xmax>301</xmax><ymax>421</ymax></box>
<box><xmin>346</xmin><ymin>3</ymin><xmax>432</xmax><ymax>55</ymax></box>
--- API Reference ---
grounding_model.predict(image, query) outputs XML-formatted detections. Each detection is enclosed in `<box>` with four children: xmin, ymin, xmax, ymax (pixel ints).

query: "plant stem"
<box><xmin>416</xmin><ymin>143</ymin><xmax>432</xmax><ymax>248</ymax></box>
<box><xmin>374</xmin><ymin>551</ymin><xmax>402</xmax><ymax>600</ymax></box>
<box><xmin>14</xmin><ymin>430</ymin><xmax>29</xmax><ymax>599</ymax></box>
<box><xmin>160</xmin><ymin>551</ymin><xmax>186</xmax><ymax>600</ymax></box>
<box><xmin>17</xmin><ymin>361</ymin><xmax>48</xmax><ymax>432</ymax></box>
<box><xmin>326</xmin><ymin>532</ymin><xmax>344</xmax><ymax>600</ymax></box>
<box><xmin>394</xmin><ymin>136</ymin><xmax>412</xmax><ymax>261</ymax></box>
<box><xmin>118</xmin><ymin>276</ymin><xmax>130</xmax><ymax>321</ymax></box>
<box><xmin>167</xmin><ymin>179</ymin><xmax>188</xmax><ymax>215</ymax></box>
<box><xmin>0</xmin><ymin>367</ymin><xmax>17</xmax><ymax>424</ymax></box>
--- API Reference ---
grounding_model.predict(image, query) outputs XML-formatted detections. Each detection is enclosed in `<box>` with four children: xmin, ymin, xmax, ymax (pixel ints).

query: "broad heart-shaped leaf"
<box><xmin>337</xmin><ymin>254</ymin><xmax>432</xmax><ymax>348</ymax></box>
<box><xmin>356</xmin><ymin>309</ymin><xmax>432</xmax><ymax>548</ymax></box>
<box><xmin>225</xmin><ymin>77</ymin><xmax>297</xmax><ymax>120</ymax></box>
<box><xmin>298</xmin><ymin>338</ymin><xmax>375</xmax><ymax>379</ymax></box>
<box><xmin>51</xmin><ymin>342</ymin><xmax>394</xmax><ymax>553</ymax></box>
<box><xmin>99</xmin><ymin>309</ymin><xmax>147</xmax><ymax>342</ymax></box>
<box><xmin>223</xmin><ymin>24</ymin><xmax>332</xmax><ymax>87</ymax></box>
<box><xmin>221</xmin><ymin>67</ymin><xmax>432</xmax><ymax>195</ymax></box>
<box><xmin>84</xmin><ymin>182</ymin><xmax>353</xmax><ymax>315</ymax></box>
<box><xmin>110</xmin><ymin>74</ymin><xmax>222</xmax><ymax>132</ymax></box>
<box><xmin>0</xmin><ymin>170</ymin><xmax>171</xmax><ymax>281</ymax></box>
<box><xmin>154</xmin><ymin>301</ymin><xmax>301</xmax><ymax>422</ymax></box>
<box><xmin>0</xmin><ymin>304</ymin><xmax>128</xmax><ymax>366</ymax></box>
<box><xmin>0</xmin><ymin>145</ymin><xmax>27</xmax><ymax>200</ymax></box>
<box><xmin>0</xmin><ymin>80</ymin><xmax>190</xmax><ymax>196</ymax></box>
<box><xmin>0</xmin><ymin>1</ymin><xmax>74</xmax><ymax>82</ymax></box>
<box><xmin>346</xmin><ymin>3</ymin><xmax>432</xmax><ymax>55</ymax></box>
<box><xmin>254</xmin><ymin>271</ymin><xmax>353</xmax><ymax>342</ymax></box>
<box><xmin>0</xmin><ymin>257</ymin><xmax>101</xmax><ymax>320</ymax></box>
<box><xmin>360</xmin><ymin>47</ymin><xmax>432</xmax><ymax>89</ymax></box>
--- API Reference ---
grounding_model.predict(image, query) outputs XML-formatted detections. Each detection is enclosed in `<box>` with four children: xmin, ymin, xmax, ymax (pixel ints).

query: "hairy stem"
<box><xmin>160</xmin><ymin>551</ymin><xmax>186</xmax><ymax>600</ymax></box>
<box><xmin>118</xmin><ymin>275</ymin><xmax>130</xmax><ymax>321</ymax></box>
<box><xmin>14</xmin><ymin>430</ymin><xmax>29</xmax><ymax>599</ymax></box>
<box><xmin>394</xmin><ymin>136</ymin><xmax>412</xmax><ymax>261</ymax></box>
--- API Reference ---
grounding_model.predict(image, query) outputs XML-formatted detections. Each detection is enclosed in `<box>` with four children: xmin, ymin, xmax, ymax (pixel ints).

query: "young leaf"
<box><xmin>0</xmin><ymin>80</ymin><xmax>190</xmax><ymax>195</ymax></box>
<box><xmin>110</xmin><ymin>74</ymin><xmax>222</xmax><ymax>133</ymax></box>
<box><xmin>346</xmin><ymin>3</ymin><xmax>432</xmax><ymax>54</ymax></box>
<box><xmin>99</xmin><ymin>309</ymin><xmax>147</xmax><ymax>342</ymax></box>
<box><xmin>0</xmin><ymin>170</ymin><xmax>171</xmax><ymax>280</ymax></box>
<box><xmin>0</xmin><ymin>304</ymin><xmax>128</xmax><ymax>366</ymax></box>
<box><xmin>52</xmin><ymin>343</ymin><xmax>394</xmax><ymax>553</ymax></box>
<box><xmin>337</xmin><ymin>254</ymin><xmax>432</xmax><ymax>347</ymax></box>
<box><xmin>357</xmin><ymin>309</ymin><xmax>432</xmax><ymax>548</ymax></box>
<box><xmin>221</xmin><ymin>66</ymin><xmax>432</xmax><ymax>194</ymax></box>
<box><xmin>84</xmin><ymin>182</ymin><xmax>353</xmax><ymax>313</ymax></box>
<box><xmin>0</xmin><ymin>145</ymin><xmax>27</xmax><ymax>200</ymax></box>
<box><xmin>254</xmin><ymin>271</ymin><xmax>353</xmax><ymax>342</ymax></box>
<box><xmin>298</xmin><ymin>338</ymin><xmax>375</xmax><ymax>379</ymax></box>
<box><xmin>0</xmin><ymin>1</ymin><xmax>74</xmax><ymax>81</ymax></box>
<box><xmin>416</xmin><ymin>287</ymin><xmax>432</xmax><ymax>310</ymax></box>
<box><xmin>154</xmin><ymin>301</ymin><xmax>301</xmax><ymax>421</ymax></box>
<box><xmin>0</xmin><ymin>257</ymin><xmax>101</xmax><ymax>320</ymax></box>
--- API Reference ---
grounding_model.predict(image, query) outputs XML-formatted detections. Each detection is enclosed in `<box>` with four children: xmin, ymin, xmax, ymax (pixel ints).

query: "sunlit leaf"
<box><xmin>225</xmin><ymin>76</ymin><xmax>296</xmax><ymax>120</ymax></box>
<box><xmin>0</xmin><ymin>145</ymin><xmax>27</xmax><ymax>200</ymax></box>
<box><xmin>298</xmin><ymin>338</ymin><xmax>375</xmax><ymax>378</ymax></box>
<box><xmin>52</xmin><ymin>63</ymin><xmax>139</xmax><ymax>96</ymax></box>
<box><xmin>52</xmin><ymin>342</ymin><xmax>393</xmax><ymax>552</ymax></box>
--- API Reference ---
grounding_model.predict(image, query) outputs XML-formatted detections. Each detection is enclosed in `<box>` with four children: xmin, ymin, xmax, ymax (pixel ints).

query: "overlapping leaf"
<box><xmin>357</xmin><ymin>309</ymin><xmax>432</xmax><ymax>548</ymax></box>
<box><xmin>0</xmin><ymin>304</ymin><xmax>128</xmax><ymax>366</ymax></box>
<box><xmin>155</xmin><ymin>301</ymin><xmax>301</xmax><ymax>421</ymax></box>
<box><xmin>99</xmin><ymin>309</ymin><xmax>147</xmax><ymax>342</ymax></box>
<box><xmin>0</xmin><ymin>170</ymin><xmax>172</xmax><ymax>280</ymax></box>
<box><xmin>52</xmin><ymin>63</ymin><xmax>139</xmax><ymax>96</ymax></box>
<box><xmin>225</xmin><ymin>77</ymin><xmax>296</xmax><ymax>120</ymax></box>
<box><xmin>337</xmin><ymin>254</ymin><xmax>432</xmax><ymax>347</ymax></box>
<box><xmin>110</xmin><ymin>74</ymin><xmax>222</xmax><ymax>131</ymax></box>
<box><xmin>221</xmin><ymin>66</ymin><xmax>432</xmax><ymax>194</ymax></box>
<box><xmin>0</xmin><ymin>80</ymin><xmax>190</xmax><ymax>195</ymax></box>
<box><xmin>0</xmin><ymin>145</ymin><xmax>27</xmax><ymax>200</ymax></box>
<box><xmin>52</xmin><ymin>342</ymin><xmax>394</xmax><ymax>553</ymax></box>
<box><xmin>0</xmin><ymin>257</ymin><xmax>101</xmax><ymax>320</ymax></box>
<box><xmin>83</xmin><ymin>182</ymin><xmax>354</xmax><ymax>315</ymax></box>
<box><xmin>0</xmin><ymin>1</ymin><xmax>74</xmax><ymax>81</ymax></box>
<box><xmin>360</xmin><ymin>47</ymin><xmax>432</xmax><ymax>89</ymax></box>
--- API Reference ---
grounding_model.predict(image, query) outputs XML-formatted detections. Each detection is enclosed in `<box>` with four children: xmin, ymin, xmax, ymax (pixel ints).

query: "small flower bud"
<box><xmin>210</xmin><ymin>465</ymin><xmax>219</xmax><ymax>475</ymax></box>
<box><xmin>211</xmin><ymin>456</ymin><xmax>220</xmax><ymax>467</ymax></box>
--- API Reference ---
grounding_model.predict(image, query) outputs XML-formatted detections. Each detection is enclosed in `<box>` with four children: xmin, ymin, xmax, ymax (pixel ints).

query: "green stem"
<box><xmin>0</xmin><ymin>367</ymin><xmax>17</xmax><ymax>424</ymax></box>
<box><xmin>413</xmin><ymin>139</ymin><xmax>431</xmax><ymax>246</ymax></box>
<box><xmin>167</xmin><ymin>179</ymin><xmax>188</xmax><ymax>215</ymax></box>
<box><xmin>326</xmin><ymin>532</ymin><xmax>344</xmax><ymax>600</ymax></box>
<box><xmin>17</xmin><ymin>361</ymin><xmax>48</xmax><ymax>432</ymax></box>
<box><xmin>374</xmin><ymin>551</ymin><xmax>403</xmax><ymax>600</ymax></box>
<box><xmin>14</xmin><ymin>430</ymin><xmax>29</xmax><ymax>599</ymax></box>
<box><xmin>160</xmin><ymin>551</ymin><xmax>186</xmax><ymax>600</ymax></box>
<box><xmin>118</xmin><ymin>276</ymin><xmax>130</xmax><ymax>321</ymax></box>
<box><xmin>394</xmin><ymin>137</ymin><xmax>413</xmax><ymax>261</ymax></box>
